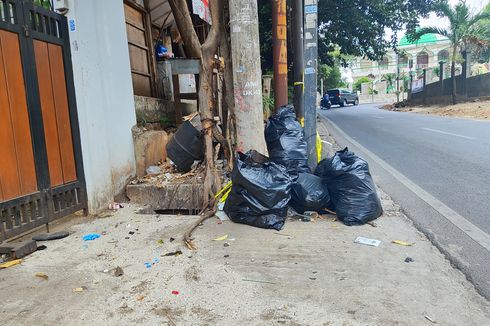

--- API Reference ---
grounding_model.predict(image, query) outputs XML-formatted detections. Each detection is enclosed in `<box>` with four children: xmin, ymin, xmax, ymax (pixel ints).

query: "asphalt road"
<box><xmin>319</xmin><ymin>103</ymin><xmax>490</xmax><ymax>299</ymax></box>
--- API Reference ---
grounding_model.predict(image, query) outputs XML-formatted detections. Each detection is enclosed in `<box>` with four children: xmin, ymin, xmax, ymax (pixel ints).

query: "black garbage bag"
<box><xmin>315</xmin><ymin>148</ymin><xmax>382</xmax><ymax>225</ymax></box>
<box><xmin>290</xmin><ymin>173</ymin><xmax>333</xmax><ymax>214</ymax></box>
<box><xmin>224</xmin><ymin>150</ymin><xmax>293</xmax><ymax>230</ymax></box>
<box><xmin>264</xmin><ymin>105</ymin><xmax>310</xmax><ymax>176</ymax></box>
<box><xmin>166</xmin><ymin>121</ymin><xmax>204</xmax><ymax>172</ymax></box>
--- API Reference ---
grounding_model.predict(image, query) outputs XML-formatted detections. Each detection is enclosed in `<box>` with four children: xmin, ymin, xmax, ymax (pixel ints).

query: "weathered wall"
<box><xmin>410</xmin><ymin>73</ymin><xmax>490</xmax><ymax>105</ymax></box>
<box><xmin>134</xmin><ymin>95</ymin><xmax>175</xmax><ymax>125</ymax></box>
<box><xmin>132</xmin><ymin>126</ymin><xmax>169</xmax><ymax>178</ymax></box>
<box><xmin>66</xmin><ymin>0</ymin><xmax>137</xmax><ymax>213</ymax></box>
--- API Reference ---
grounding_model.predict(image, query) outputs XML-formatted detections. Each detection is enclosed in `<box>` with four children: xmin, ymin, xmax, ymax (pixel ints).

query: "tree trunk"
<box><xmin>220</xmin><ymin>2</ymin><xmax>236</xmax><ymax>170</ymax></box>
<box><xmin>228</xmin><ymin>0</ymin><xmax>268</xmax><ymax>154</ymax></box>
<box><xmin>168</xmin><ymin>0</ymin><xmax>201</xmax><ymax>58</ymax></box>
<box><xmin>169</xmin><ymin>0</ymin><xmax>225</xmax><ymax>249</ymax></box>
<box><xmin>199</xmin><ymin>0</ymin><xmax>223</xmax><ymax>211</ymax></box>
<box><xmin>451</xmin><ymin>45</ymin><xmax>457</xmax><ymax>105</ymax></box>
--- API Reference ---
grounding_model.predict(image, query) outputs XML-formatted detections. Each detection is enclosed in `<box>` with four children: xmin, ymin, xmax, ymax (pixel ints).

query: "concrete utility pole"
<box><xmin>439</xmin><ymin>60</ymin><xmax>444</xmax><ymax>95</ymax></box>
<box><xmin>291</xmin><ymin>0</ymin><xmax>304</xmax><ymax>121</ymax></box>
<box><xmin>272</xmin><ymin>0</ymin><xmax>288</xmax><ymax>110</ymax></box>
<box><xmin>228</xmin><ymin>0</ymin><xmax>267</xmax><ymax>154</ymax></box>
<box><xmin>304</xmin><ymin>0</ymin><xmax>318</xmax><ymax>168</ymax></box>
<box><xmin>396</xmin><ymin>59</ymin><xmax>400</xmax><ymax>103</ymax></box>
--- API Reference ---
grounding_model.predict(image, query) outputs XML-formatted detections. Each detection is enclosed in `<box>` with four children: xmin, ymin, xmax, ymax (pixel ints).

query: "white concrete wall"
<box><xmin>65</xmin><ymin>0</ymin><xmax>136</xmax><ymax>213</ymax></box>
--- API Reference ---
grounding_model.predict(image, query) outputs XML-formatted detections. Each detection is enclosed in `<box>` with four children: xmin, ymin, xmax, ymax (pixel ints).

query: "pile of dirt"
<box><xmin>386</xmin><ymin>99</ymin><xmax>490</xmax><ymax>120</ymax></box>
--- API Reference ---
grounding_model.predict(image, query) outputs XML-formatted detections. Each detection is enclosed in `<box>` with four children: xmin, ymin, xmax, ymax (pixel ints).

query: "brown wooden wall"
<box><xmin>0</xmin><ymin>30</ymin><xmax>38</xmax><ymax>201</ymax></box>
<box><xmin>124</xmin><ymin>2</ymin><xmax>154</xmax><ymax>97</ymax></box>
<box><xmin>33</xmin><ymin>40</ymin><xmax>77</xmax><ymax>187</ymax></box>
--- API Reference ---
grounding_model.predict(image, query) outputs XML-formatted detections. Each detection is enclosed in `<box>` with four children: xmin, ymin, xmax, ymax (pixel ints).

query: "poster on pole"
<box><xmin>192</xmin><ymin>0</ymin><xmax>212</xmax><ymax>25</ymax></box>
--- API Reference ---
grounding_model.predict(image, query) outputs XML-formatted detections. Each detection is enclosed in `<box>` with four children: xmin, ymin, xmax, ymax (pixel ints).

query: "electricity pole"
<box><xmin>291</xmin><ymin>0</ymin><xmax>304</xmax><ymax>121</ymax></box>
<box><xmin>228</xmin><ymin>0</ymin><xmax>267</xmax><ymax>154</ymax></box>
<box><xmin>304</xmin><ymin>0</ymin><xmax>318</xmax><ymax>168</ymax></box>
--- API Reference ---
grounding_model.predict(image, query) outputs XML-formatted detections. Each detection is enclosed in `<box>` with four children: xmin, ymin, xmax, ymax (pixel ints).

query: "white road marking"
<box><xmin>371</xmin><ymin>116</ymin><xmax>385</xmax><ymax>119</ymax></box>
<box><xmin>324</xmin><ymin>117</ymin><xmax>490</xmax><ymax>252</ymax></box>
<box><xmin>422</xmin><ymin>128</ymin><xmax>476</xmax><ymax>140</ymax></box>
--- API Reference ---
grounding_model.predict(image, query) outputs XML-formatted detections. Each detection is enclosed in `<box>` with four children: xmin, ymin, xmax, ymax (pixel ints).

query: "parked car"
<box><xmin>327</xmin><ymin>89</ymin><xmax>359</xmax><ymax>107</ymax></box>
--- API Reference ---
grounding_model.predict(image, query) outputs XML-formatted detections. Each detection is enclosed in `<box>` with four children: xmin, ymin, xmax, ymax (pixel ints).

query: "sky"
<box><xmin>386</xmin><ymin>0</ymin><xmax>489</xmax><ymax>40</ymax></box>
<box><xmin>419</xmin><ymin>0</ymin><xmax>488</xmax><ymax>29</ymax></box>
<box><xmin>343</xmin><ymin>0</ymin><xmax>489</xmax><ymax>83</ymax></box>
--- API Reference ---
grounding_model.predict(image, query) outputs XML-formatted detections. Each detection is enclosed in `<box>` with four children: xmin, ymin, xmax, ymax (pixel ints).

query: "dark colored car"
<box><xmin>327</xmin><ymin>89</ymin><xmax>359</xmax><ymax>107</ymax></box>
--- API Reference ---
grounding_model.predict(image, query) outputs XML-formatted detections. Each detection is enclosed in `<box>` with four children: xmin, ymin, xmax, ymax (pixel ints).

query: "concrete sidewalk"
<box><xmin>0</xmin><ymin>192</ymin><xmax>489</xmax><ymax>325</ymax></box>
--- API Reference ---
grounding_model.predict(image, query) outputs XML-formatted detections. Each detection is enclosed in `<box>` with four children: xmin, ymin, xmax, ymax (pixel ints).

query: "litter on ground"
<box><xmin>82</xmin><ymin>234</ymin><xmax>101</xmax><ymax>241</ymax></box>
<box><xmin>354</xmin><ymin>236</ymin><xmax>381</xmax><ymax>247</ymax></box>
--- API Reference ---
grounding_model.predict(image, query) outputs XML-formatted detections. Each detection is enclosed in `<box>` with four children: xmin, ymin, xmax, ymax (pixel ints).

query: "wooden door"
<box><xmin>0</xmin><ymin>0</ymin><xmax>87</xmax><ymax>242</ymax></box>
<box><xmin>124</xmin><ymin>1</ymin><xmax>155</xmax><ymax>97</ymax></box>
<box><xmin>0</xmin><ymin>29</ymin><xmax>38</xmax><ymax>201</ymax></box>
<box><xmin>33</xmin><ymin>40</ymin><xmax>77</xmax><ymax>187</ymax></box>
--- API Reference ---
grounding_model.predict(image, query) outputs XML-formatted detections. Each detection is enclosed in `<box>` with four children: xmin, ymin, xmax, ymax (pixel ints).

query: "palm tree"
<box><xmin>409</xmin><ymin>1</ymin><xmax>490</xmax><ymax>104</ymax></box>
<box><xmin>382</xmin><ymin>73</ymin><xmax>397</xmax><ymax>93</ymax></box>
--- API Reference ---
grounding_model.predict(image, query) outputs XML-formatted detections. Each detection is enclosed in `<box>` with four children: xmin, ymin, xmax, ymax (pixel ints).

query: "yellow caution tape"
<box><xmin>0</xmin><ymin>259</ymin><xmax>22</xmax><ymax>269</ymax></box>
<box><xmin>316</xmin><ymin>131</ymin><xmax>323</xmax><ymax>163</ymax></box>
<box><xmin>215</xmin><ymin>181</ymin><xmax>232</xmax><ymax>199</ymax></box>
<box><xmin>220</xmin><ymin>188</ymin><xmax>232</xmax><ymax>203</ymax></box>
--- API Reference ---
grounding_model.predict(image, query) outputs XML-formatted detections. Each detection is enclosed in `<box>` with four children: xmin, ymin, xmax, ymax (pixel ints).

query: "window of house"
<box><xmin>398</xmin><ymin>54</ymin><xmax>408</xmax><ymax>67</ymax></box>
<box><xmin>438</xmin><ymin>50</ymin><xmax>449</xmax><ymax>62</ymax></box>
<box><xmin>416</xmin><ymin>51</ymin><xmax>429</xmax><ymax>69</ymax></box>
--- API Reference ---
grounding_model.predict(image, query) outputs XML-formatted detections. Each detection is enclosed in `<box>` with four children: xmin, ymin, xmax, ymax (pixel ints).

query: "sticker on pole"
<box><xmin>305</xmin><ymin>67</ymin><xmax>316</xmax><ymax>75</ymax></box>
<box><xmin>305</xmin><ymin>5</ymin><xmax>317</xmax><ymax>14</ymax></box>
<box><xmin>69</xmin><ymin>19</ymin><xmax>76</xmax><ymax>32</ymax></box>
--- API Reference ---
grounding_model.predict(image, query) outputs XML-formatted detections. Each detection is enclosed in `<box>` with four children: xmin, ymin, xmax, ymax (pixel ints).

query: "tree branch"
<box><xmin>168</xmin><ymin>0</ymin><xmax>202</xmax><ymax>58</ymax></box>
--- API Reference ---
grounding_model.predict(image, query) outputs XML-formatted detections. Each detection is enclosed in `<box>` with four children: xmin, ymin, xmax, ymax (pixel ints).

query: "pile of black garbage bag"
<box><xmin>315</xmin><ymin>148</ymin><xmax>383</xmax><ymax>225</ymax></box>
<box><xmin>225</xmin><ymin>105</ymin><xmax>382</xmax><ymax>230</ymax></box>
<box><xmin>224</xmin><ymin>151</ymin><xmax>292</xmax><ymax>231</ymax></box>
<box><xmin>264</xmin><ymin>105</ymin><xmax>310</xmax><ymax>177</ymax></box>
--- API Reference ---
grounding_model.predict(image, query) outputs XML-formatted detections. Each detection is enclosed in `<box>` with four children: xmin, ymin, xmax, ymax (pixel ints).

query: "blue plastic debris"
<box><xmin>82</xmin><ymin>233</ymin><xmax>101</xmax><ymax>241</ymax></box>
<box><xmin>145</xmin><ymin>258</ymin><xmax>160</xmax><ymax>269</ymax></box>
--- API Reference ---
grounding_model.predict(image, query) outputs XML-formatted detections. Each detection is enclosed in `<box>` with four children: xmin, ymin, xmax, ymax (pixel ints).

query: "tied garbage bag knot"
<box><xmin>315</xmin><ymin>147</ymin><xmax>382</xmax><ymax>225</ymax></box>
<box><xmin>224</xmin><ymin>150</ymin><xmax>292</xmax><ymax>231</ymax></box>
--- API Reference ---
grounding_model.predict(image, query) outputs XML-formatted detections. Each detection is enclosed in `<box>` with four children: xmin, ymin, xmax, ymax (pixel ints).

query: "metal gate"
<box><xmin>0</xmin><ymin>0</ymin><xmax>87</xmax><ymax>242</ymax></box>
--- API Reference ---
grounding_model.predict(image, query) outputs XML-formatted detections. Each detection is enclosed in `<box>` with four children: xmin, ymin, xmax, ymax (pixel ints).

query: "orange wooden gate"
<box><xmin>0</xmin><ymin>0</ymin><xmax>87</xmax><ymax>242</ymax></box>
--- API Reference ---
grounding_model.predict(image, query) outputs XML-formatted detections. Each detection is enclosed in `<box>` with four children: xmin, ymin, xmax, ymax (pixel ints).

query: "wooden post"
<box><xmin>272</xmin><ymin>0</ymin><xmax>288</xmax><ymax>109</ymax></box>
<box><xmin>172</xmin><ymin>75</ymin><xmax>183</xmax><ymax>125</ymax></box>
<box><xmin>228</xmin><ymin>0</ymin><xmax>267</xmax><ymax>154</ymax></box>
<box><xmin>262</xmin><ymin>75</ymin><xmax>272</xmax><ymax>119</ymax></box>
